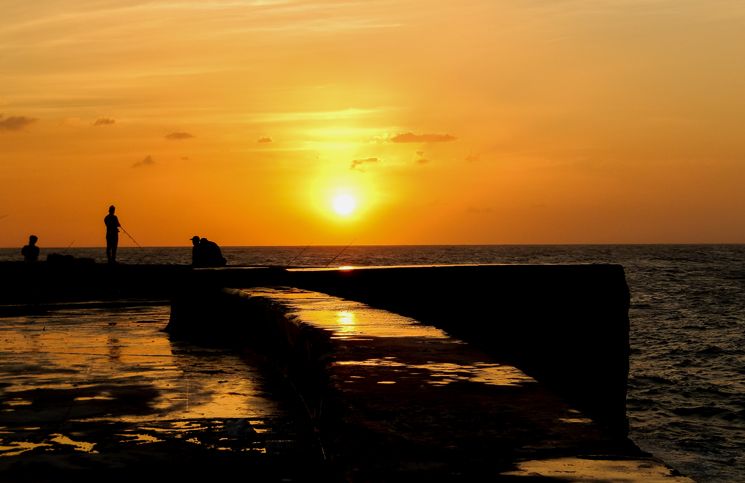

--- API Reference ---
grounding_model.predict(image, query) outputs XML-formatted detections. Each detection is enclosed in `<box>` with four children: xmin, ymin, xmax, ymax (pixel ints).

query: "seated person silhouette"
<box><xmin>22</xmin><ymin>235</ymin><xmax>40</xmax><ymax>262</ymax></box>
<box><xmin>191</xmin><ymin>236</ymin><xmax>206</xmax><ymax>267</ymax></box>
<box><xmin>191</xmin><ymin>236</ymin><xmax>227</xmax><ymax>267</ymax></box>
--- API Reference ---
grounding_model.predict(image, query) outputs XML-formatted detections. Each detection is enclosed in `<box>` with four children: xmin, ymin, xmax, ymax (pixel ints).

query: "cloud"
<box><xmin>132</xmin><ymin>155</ymin><xmax>155</xmax><ymax>168</ymax></box>
<box><xmin>465</xmin><ymin>206</ymin><xmax>492</xmax><ymax>214</ymax></box>
<box><xmin>0</xmin><ymin>115</ymin><xmax>38</xmax><ymax>132</ymax></box>
<box><xmin>465</xmin><ymin>152</ymin><xmax>480</xmax><ymax>162</ymax></box>
<box><xmin>165</xmin><ymin>132</ymin><xmax>194</xmax><ymax>140</ymax></box>
<box><xmin>257</xmin><ymin>137</ymin><xmax>273</xmax><ymax>143</ymax></box>
<box><xmin>416</xmin><ymin>158</ymin><xmax>430</xmax><ymax>164</ymax></box>
<box><xmin>391</xmin><ymin>132</ymin><xmax>457</xmax><ymax>143</ymax></box>
<box><xmin>94</xmin><ymin>118</ymin><xmax>115</xmax><ymax>126</ymax></box>
<box><xmin>350</xmin><ymin>157</ymin><xmax>379</xmax><ymax>170</ymax></box>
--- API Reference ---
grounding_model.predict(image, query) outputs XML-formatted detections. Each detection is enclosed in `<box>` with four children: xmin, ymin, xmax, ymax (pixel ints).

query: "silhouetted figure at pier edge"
<box><xmin>21</xmin><ymin>235</ymin><xmax>40</xmax><ymax>262</ymax></box>
<box><xmin>104</xmin><ymin>205</ymin><xmax>121</xmax><ymax>264</ymax></box>
<box><xmin>191</xmin><ymin>236</ymin><xmax>227</xmax><ymax>267</ymax></box>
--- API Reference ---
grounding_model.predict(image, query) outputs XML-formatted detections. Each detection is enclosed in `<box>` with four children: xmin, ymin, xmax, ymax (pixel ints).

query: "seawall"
<box><xmin>283</xmin><ymin>264</ymin><xmax>631</xmax><ymax>435</ymax></box>
<box><xmin>165</xmin><ymin>275</ymin><xmax>692</xmax><ymax>482</ymax></box>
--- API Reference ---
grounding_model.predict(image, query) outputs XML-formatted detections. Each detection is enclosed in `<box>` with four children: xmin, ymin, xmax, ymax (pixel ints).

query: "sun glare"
<box><xmin>333</xmin><ymin>194</ymin><xmax>356</xmax><ymax>215</ymax></box>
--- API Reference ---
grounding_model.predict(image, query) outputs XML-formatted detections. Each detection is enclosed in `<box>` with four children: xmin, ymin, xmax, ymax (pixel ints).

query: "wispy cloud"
<box><xmin>350</xmin><ymin>157</ymin><xmax>379</xmax><ymax>170</ymax></box>
<box><xmin>465</xmin><ymin>206</ymin><xmax>492</xmax><ymax>214</ymax></box>
<box><xmin>166</xmin><ymin>132</ymin><xmax>194</xmax><ymax>140</ymax></box>
<box><xmin>414</xmin><ymin>151</ymin><xmax>429</xmax><ymax>164</ymax></box>
<box><xmin>258</xmin><ymin>136</ymin><xmax>273</xmax><ymax>143</ymax></box>
<box><xmin>391</xmin><ymin>132</ymin><xmax>457</xmax><ymax>143</ymax></box>
<box><xmin>132</xmin><ymin>155</ymin><xmax>155</xmax><ymax>168</ymax></box>
<box><xmin>94</xmin><ymin>118</ymin><xmax>115</xmax><ymax>126</ymax></box>
<box><xmin>0</xmin><ymin>115</ymin><xmax>37</xmax><ymax>132</ymax></box>
<box><xmin>465</xmin><ymin>152</ymin><xmax>480</xmax><ymax>162</ymax></box>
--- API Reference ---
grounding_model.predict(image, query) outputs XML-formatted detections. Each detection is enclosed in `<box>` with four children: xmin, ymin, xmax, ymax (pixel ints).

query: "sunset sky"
<box><xmin>2</xmin><ymin>0</ymin><xmax>745</xmax><ymax>247</ymax></box>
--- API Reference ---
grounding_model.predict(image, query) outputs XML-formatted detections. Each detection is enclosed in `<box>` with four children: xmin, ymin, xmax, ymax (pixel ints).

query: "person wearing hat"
<box><xmin>191</xmin><ymin>236</ymin><xmax>206</xmax><ymax>267</ymax></box>
<box><xmin>191</xmin><ymin>235</ymin><xmax>227</xmax><ymax>267</ymax></box>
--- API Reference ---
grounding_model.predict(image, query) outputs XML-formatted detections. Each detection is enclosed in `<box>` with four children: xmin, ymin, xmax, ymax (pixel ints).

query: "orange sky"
<box><xmin>2</xmin><ymin>0</ymin><xmax>745</xmax><ymax>247</ymax></box>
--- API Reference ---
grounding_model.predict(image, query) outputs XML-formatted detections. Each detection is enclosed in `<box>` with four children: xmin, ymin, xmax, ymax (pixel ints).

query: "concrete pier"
<box><xmin>167</xmin><ymin>280</ymin><xmax>695</xmax><ymax>482</ymax></box>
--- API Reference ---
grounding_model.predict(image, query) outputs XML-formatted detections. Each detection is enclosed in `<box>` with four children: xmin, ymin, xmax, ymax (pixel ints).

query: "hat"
<box><xmin>190</xmin><ymin>236</ymin><xmax>200</xmax><ymax>241</ymax></box>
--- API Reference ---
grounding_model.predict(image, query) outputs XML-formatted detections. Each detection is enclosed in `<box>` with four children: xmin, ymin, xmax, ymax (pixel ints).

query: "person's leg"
<box><xmin>111</xmin><ymin>237</ymin><xmax>118</xmax><ymax>263</ymax></box>
<box><xmin>106</xmin><ymin>236</ymin><xmax>118</xmax><ymax>263</ymax></box>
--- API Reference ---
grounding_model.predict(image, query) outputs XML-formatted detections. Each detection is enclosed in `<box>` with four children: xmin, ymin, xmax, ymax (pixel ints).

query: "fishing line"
<box><xmin>120</xmin><ymin>227</ymin><xmax>149</xmax><ymax>263</ymax></box>
<box><xmin>325</xmin><ymin>239</ymin><xmax>356</xmax><ymax>268</ymax></box>
<box><xmin>63</xmin><ymin>240</ymin><xmax>75</xmax><ymax>254</ymax></box>
<box><xmin>285</xmin><ymin>242</ymin><xmax>313</xmax><ymax>268</ymax></box>
<box><xmin>432</xmin><ymin>245</ymin><xmax>456</xmax><ymax>264</ymax></box>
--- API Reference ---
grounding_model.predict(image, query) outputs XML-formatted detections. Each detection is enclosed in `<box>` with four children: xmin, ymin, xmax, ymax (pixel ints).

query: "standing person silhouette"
<box><xmin>21</xmin><ymin>235</ymin><xmax>40</xmax><ymax>262</ymax></box>
<box><xmin>104</xmin><ymin>205</ymin><xmax>121</xmax><ymax>264</ymax></box>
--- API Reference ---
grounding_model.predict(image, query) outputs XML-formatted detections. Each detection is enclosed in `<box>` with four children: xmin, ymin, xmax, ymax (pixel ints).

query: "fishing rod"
<box><xmin>63</xmin><ymin>240</ymin><xmax>75</xmax><ymax>253</ymax></box>
<box><xmin>432</xmin><ymin>245</ymin><xmax>456</xmax><ymax>264</ymax></box>
<box><xmin>285</xmin><ymin>242</ymin><xmax>313</xmax><ymax>268</ymax></box>
<box><xmin>325</xmin><ymin>239</ymin><xmax>356</xmax><ymax>268</ymax></box>
<box><xmin>120</xmin><ymin>227</ymin><xmax>149</xmax><ymax>263</ymax></box>
<box><xmin>120</xmin><ymin>227</ymin><xmax>143</xmax><ymax>249</ymax></box>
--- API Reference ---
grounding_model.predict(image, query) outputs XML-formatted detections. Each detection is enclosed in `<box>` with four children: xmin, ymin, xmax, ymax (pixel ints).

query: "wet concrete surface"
<box><xmin>239</xmin><ymin>287</ymin><xmax>695</xmax><ymax>482</ymax></box>
<box><xmin>0</xmin><ymin>303</ymin><xmax>324</xmax><ymax>482</ymax></box>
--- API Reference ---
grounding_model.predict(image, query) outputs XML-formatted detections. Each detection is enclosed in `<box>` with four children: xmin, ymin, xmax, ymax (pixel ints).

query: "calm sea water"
<box><xmin>2</xmin><ymin>244</ymin><xmax>743</xmax><ymax>482</ymax></box>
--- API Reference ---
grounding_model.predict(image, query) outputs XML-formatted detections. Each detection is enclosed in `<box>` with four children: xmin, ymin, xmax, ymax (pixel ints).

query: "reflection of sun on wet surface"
<box><xmin>501</xmin><ymin>457</ymin><xmax>696</xmax><ymax>482</ymax></box>
<box><xmin>248</xmin><ymin>287</ymin><xmax>449</xmax><ymax>340</ymax></box>
<box><xmin>246</xmin><ymin>288</ymin><xmax>536</xmax><ymax>388</ymax></box>
<box><xmin>0</xmin><ymin>304</ymin><xmax>316</xmax><ymax>475</ymax></box>
<box><xmin>335</xmin><ymin>310</ymin><xmax>357</xmax><ymax>338</ymax></box>
<box><xmin>335</xmin><ymin>358</ymin><xmax>533</xmax><ymax>386</ymax></box>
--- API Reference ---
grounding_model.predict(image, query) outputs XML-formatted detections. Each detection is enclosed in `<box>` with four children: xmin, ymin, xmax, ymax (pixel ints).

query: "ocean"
<box><xmin>1</xmin><ymin>244</ymin><xmax>743</xmax><ymax>482</ymax></box>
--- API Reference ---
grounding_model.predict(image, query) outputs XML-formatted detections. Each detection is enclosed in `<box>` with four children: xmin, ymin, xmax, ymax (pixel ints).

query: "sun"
<box><xmin>333</xmin><ymin>194</ymin><xmax>356</xmax><ymax>215</ymax></box>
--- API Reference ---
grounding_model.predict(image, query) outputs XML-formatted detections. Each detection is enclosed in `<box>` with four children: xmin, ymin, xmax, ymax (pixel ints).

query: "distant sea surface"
<box><xmin>2</xmin><ymin>244</ymin><xmax>743</xmax><ymax>482</ymax></box>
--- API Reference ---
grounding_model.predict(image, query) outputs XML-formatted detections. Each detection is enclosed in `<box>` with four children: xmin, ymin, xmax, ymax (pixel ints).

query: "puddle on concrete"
<box><xmin>500</xmin><ymin>456</ymin><xmax>695</xmax><ymax>482</ymax></box>
<box><xmin>245</xmin><ymin>287</ymin><xmax>454</xmax><ymax>340</ymax></box>
<box><xmin>0</xmin><ymin>304</ymin><xmax>317</xmax><ymax>472</ymax></box>
<box><xmin>335</xmin><ymin>358</ymin><xmax>534</xmax><ymax>386</ymax></box>
<box><xmin>0</xmin><ymin>441</ymin><xmax>52</xmax><ymax>457</ymax></box>
<box><xmin>49</xmin><ymin>434</ymin><xmax>97</xmax><ymax>452</ymax></box>
<box><xmin>118</xmin><ymin>433</ymin><xmax>163</xmax><ymax>444</ymax></box>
